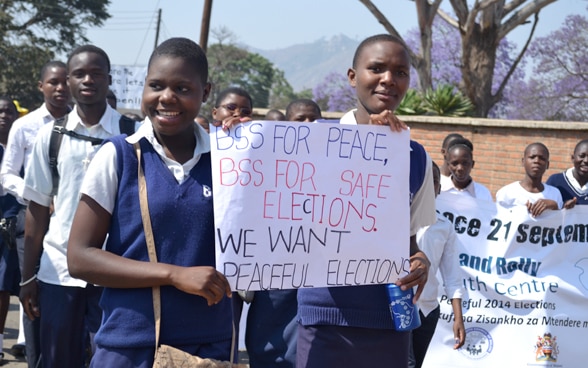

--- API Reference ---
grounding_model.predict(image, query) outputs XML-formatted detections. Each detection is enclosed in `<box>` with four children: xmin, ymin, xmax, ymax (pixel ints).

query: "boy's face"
<box><xmin>572</xmin><ymin>142</ymin><xmax>588</xmax><ymax>180</ymax></box>
<box><xmin>348</xmin><ymin>40</ymin><xmax>410</xmax><ymax>122</ymax></box>
<box><xmin>212</xmin><ymin>93</ymin><xmax>252</xmax><ymax>122</ymax></box>
<box><xmin>68</xmin><ymin>52</ymin><xmax>111</xmax><ymax>106</ymax></box>
<box><xmin>522</xmin><ymin>145</ymin><xmax>549</xmax><ymax>179</ymax></box>
<box><xmin>0</xmin><ymin>100</ymin><xmax>17</xmax><ymax>135</ymax></box>
<box><xmin>39</xmin><ymin>66</ymin><xmax>70</xmax><ymax>111</ymax></box>
<box><xmin>142</xmin><ymin>55</ymin><xmax>210</xmax><ymax>137</ymax></box>
<box><xmin>447</xmin><ymin>147</ymin><xmax>474</xmax><ymax>188</ymax></box>
<box><xmin>287</xmin><ymin>105</ymin><xmax>321</xmax><ymax>122</ymax></box>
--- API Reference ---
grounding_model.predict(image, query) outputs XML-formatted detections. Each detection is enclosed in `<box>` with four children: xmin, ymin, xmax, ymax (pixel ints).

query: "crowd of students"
<box><xmin>0</xmin><ymin>32</ymin><xmax>584</xmax><ymax>368</ymax></box>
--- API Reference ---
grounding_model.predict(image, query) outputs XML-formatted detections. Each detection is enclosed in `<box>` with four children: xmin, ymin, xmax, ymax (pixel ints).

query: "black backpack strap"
<box><xmin>49</xmin><ymin>115</ymin><xmax>67</xmax><ymax>196</ymax></box>
<box><xmin>119</xmin><ymin>115</ymin><xmax>136</xmax><ymax>136</ymax></box>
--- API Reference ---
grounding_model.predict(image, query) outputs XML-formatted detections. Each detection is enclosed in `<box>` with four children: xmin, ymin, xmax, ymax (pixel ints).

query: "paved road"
<box><xmin>3</xmin><ymin>296</ymin><xmax>26</xmax><ymax>367</ymax></box>
<box><xmin>1</xmin><ymin>296</ymin><xmax>250</xmax><ymax>367</ymax></box>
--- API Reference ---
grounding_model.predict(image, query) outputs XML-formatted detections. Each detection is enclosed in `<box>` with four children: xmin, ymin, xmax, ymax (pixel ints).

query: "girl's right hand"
<box><xmin>368</xmin><ymin>110</ymin><xmax>407</xmax><ymax>132</ymax></box>
<box><xmin>172</xmin><ymin>266</ymin><xmax>232</xmax><ymax>306</ymax></box>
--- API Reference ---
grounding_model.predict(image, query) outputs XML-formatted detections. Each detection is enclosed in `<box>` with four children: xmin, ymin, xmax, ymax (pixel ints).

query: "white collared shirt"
<box><xmin>23</xmin><ymin>105</ymin><xmax>128</xmax><ymax>287</ymax></box>
<box><xmin>416</xmin><ymin>213</ymin><xmax>466</xmax><ymax>316</ymax></box>
<box><xmin>81</xmin><ymin>117</ymin><xmax>210</xmax><ymax>214</ymax></box>
<box><xmin>0</xmin><ymin>103</ymin><xmax>56</xmax><ymax>202</ymax></box>
<box><xmin>564</xmin><ymin>168</ymin><xmax>588</xmax><ymax>195</ymax></box>
<box><xmin>441</xmin><ymin>174</ymin><xmax>493</xmax><ymax>201</ymax></box>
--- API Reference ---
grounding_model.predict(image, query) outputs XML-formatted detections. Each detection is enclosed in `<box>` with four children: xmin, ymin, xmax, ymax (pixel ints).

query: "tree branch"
<box><xmin>492</xmin><ymin>12</ymin><xmax>539</xmax><ymax>105</ymax></box>
<box><xmin>498</xmin><ymin>0</ymin><xmax>556</xmax><ymax>39</ymax></box>
<box><xmin>358</xmin><ymin>0</ymin><xmax>418</xmax><ymax>62</ymax></box>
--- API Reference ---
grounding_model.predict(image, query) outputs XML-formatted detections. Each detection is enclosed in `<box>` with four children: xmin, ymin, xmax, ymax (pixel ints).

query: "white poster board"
<box><xmin>109</xmin><ymin>65</ymin><xmax>147</xmax><ymax>110</ymax></box>
<box><xmin>211</xmin><ymin>121</ymin><xmax>412</xmax><ymax>291</ymax></box>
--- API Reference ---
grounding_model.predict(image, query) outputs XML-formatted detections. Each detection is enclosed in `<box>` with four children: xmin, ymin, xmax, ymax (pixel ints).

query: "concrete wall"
<box><xmin>253</xmin><ymin>108</ymin><xmax>588</xmax><ymax>198</ymax></box>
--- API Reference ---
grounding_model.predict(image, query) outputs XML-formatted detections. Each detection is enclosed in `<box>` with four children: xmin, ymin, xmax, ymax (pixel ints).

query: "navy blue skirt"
<box><xmin>297</xmin><ymin>324</ymin><xmax>409</xmax><ymax>367</ymax></box>
<box><xmin>0</xmin><ymin>240</ymin><xmax>20</xmax><ymax>295</ymax></box>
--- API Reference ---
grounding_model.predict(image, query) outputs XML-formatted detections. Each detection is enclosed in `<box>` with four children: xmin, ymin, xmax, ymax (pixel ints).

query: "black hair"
<box><xmin>352</xmin><ymin>34</ymin><xmax>409</xmax><ymax>68</ymax></box>
<box><xmin>149</xmin><ymin>37</ymin><xmax>208</xmax><ymax>84</ymax></box>
<box><xmin>447</xmin><ymin>143</ymin><xmax>473</xmax><ymax>159</ymax></box>
<box><xmin>447</xmin><ymin>137</ymin><xmax>474</xmax><ymax>152</ymax></box>
<box><xmin>285</xmin><ymin>99</ymin><xmax>322</xmax><ymax>120</ymax></box>
<box><xmin>215</xmin><ymin>87</ymin><xmax>253</xmax><ymax>108</ymax></box>
<box><xmin>524</xmin><ymin>142</ymin><xmax>549</xmax><ymax>159</ymax></box>
<box><xmin>40</xmin><ymin>60</ymin><xmax>67</xmax><ymax>81</ymax></box>
<box><xmin>67</xmin><ymin>45</ymin><xmax>111</xmax><ymax>72</ymax></box>
<box><xmin>574</xmin><ymin>139</ymin><xmax>588</xmax><ymax>154</ymax></box>
<box><xmin>442</xmin><ymin>133</ymin><xmax>464</xmax><ymax>150</ymax></box>
<box><xmin>0</xmin><ymin>96</ymin><xmax>17</xmax><ymax>113</ymax></box>
<box><xmin>431</xmin><ymin>160</ymin><xmax>440</xmax><ymax>178</ymax></box>
<box><xmin>265</xmin><ymin>109</ymin><xmax>286</xmax><ymax>121</ymax></box>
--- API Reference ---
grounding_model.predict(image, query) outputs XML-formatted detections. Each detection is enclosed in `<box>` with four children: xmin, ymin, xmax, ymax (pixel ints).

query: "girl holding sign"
<box><xmin>296</xmin><ymin>34</ymin><xmax>436</xmax><ymax>367</ymax></box>
<box><xmin>67</xmin><ymin>38</ymin><xmax>235</xmax><ymax>367</ymax></box>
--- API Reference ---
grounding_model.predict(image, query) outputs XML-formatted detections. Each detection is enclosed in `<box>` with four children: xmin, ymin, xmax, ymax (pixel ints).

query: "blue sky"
<box><xmin>86</xmin><ymin>0</ymin><xmax>586</xmax><ymax>66</ymax></box>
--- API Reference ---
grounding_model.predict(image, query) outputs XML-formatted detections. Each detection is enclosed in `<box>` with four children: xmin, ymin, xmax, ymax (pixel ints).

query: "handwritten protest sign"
<box><xmin>423</xmin><ymin>193</ymin><xmax>588</xmax><ymax>367</ymax></box>
<box><xmin>109</xmin><ymin>65</ymin><xmax>147</xmax><ymax>110</ymax></box>
<box><xmin>211</xmin><ymin>121</ymin><xmax>412</xmax><ymax>291</ymax></box>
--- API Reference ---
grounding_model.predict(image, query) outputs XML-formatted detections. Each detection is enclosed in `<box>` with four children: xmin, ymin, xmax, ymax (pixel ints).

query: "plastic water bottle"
<box><xmin>386</xmin><ymin>284</ymin><xmax>421</xmax><ymax>331</ymax></box>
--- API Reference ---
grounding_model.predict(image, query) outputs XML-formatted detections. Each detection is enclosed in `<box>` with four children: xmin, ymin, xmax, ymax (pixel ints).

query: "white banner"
<box><xmin>423</xmin><ymin>192</ymin><xmax>588</xmax><ymax>367</ymax></box>
<box><xmin>211</xmin><ymin>121</ymin><xmax>411</xmax><ymax>291</ymax></box>
<box><xmin>109</xmin><ymin>65</ymin><xmax>147</xmax><ymax>110</ymax></box>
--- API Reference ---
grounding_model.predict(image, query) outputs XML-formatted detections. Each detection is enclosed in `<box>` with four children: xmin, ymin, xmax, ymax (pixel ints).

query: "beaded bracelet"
<box><xmin>19</xmin><ymin>274</ymin><xmax>37</xmax><ymax>287</ymax></box>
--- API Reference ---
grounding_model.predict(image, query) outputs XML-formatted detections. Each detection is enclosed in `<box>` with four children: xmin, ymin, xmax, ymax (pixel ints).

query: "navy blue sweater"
<box><xmin>94</xmin><ymin>136</ymin><xmax>232</xmax><ymax>348</ymax></box>
<box><xmin>297</xmin><ymin>140</ymin><xmax>428</xmax><ymax>330</ymax></box>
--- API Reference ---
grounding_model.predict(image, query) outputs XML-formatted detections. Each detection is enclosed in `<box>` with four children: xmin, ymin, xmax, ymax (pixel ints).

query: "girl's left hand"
<box><xmin>396</xmin><ymin>250</ymin><xmax>430</xmax><ymax>303</ymax></box>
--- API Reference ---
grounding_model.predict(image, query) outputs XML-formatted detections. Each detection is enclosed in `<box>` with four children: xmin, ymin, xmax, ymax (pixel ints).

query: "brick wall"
<box><xmin>253</xmin><ymin>109</ymin><xmax>588</xmax><ymax>199</ymax></box>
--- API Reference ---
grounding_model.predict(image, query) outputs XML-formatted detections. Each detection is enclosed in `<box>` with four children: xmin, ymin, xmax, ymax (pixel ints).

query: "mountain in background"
<box><xmin>249</xmin><ymin>34</ymin><xmax>359</xmax><ymax>92</ymax></box>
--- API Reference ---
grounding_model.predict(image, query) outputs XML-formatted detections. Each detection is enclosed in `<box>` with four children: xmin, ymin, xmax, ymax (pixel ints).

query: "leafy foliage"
<box><xmin>396</xmin><ymin>89</ymin><xmax>426</xmax><ymax>115</ymax></box>
<box><xmin>422</xmin><ymin>85</ymin><xmax>473</xmax><ymax>117</ymax></box>
<box><xmin>0</xmin><ymin>0</ymin><xmax>110</xmax><ymax>109</ymax></box>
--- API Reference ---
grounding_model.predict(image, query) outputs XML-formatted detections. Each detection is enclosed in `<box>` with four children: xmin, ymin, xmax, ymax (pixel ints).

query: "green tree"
<box><xmin>0</xmin><ymin>0</ymin><xmax>110</xmax><ymax>109</ymax></box>
<box><xmin>205</xmin><ymin>28</ymin><xmax>302</xmax><ymax>116</ymax></box>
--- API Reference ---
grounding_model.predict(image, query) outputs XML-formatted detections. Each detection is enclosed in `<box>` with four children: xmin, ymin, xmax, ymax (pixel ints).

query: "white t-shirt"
<box><xmin>441</xmin><ymin>174</ymin><xmax>493</xmax><ymax>202</ymax></box>
<box><xmin>496</xmin><ymin>181</ymin><xmax>563</xmax><ymax>209</ymax></box>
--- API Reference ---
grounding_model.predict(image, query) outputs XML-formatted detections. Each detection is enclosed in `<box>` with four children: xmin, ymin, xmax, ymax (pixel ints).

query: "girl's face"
<box><xmin>447</xmin><ymin>147</ymin><xmax>474</xmax><ymax>188</ymax></box>
<box><xmin>348</xmin><ymin>40</ymin><xmax>410</xmax><ymax>123</ymax></box>
<box><xmin>142</xmin><ymin>55</ymin><xmax>210</xmax><ymax>137</ymax></box>
<box><xmin>212</xmin><ymin>93</ymin><xmax>252</xmax><ymax>122</ymax></box>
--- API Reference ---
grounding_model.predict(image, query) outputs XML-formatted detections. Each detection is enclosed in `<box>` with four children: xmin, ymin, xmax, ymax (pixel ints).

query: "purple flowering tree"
<box><xmin>403</xmin><ymin>19</ymin><xmax>527</xmax><ymax>118</ymax></box>
<box><xmin>508</xmin><ymin>14</ymin><xmax>588</xmax><ymax>121</ymax></box>
<box><xmin>359</xmin><ymin>0</ymin><xmax>558</xmax><ymax>117</ymax></box>
<box><xmin>312</xmin><ymin>72</ymin><xmax>356</xmax><ymax>112</ymax></box>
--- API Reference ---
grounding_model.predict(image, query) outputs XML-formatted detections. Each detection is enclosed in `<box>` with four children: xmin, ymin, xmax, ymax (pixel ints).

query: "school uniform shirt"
<box><xmin>23</xmin><ymin>105</ymin><xmax>124</xmax><ymax>287</ymax></box>
<box><xmin>415</xmin><ymin>213</ymin><xmax>466</xmax><ymax>317</ymax></box>
<box><xmin>82</xmin><ymin>117</ymin><xmax>210</xmax><ymax>213</ymax></box>
<box><xmin>496</xmin><ymin>181</ymin><xmax>563</xmax><ymax>209</ymax></box>
<box><xmin>440</xmin><ymin>174</ymin><xmax>493</xmax><ymax>201</ymax></box>
<box><xmin>546</xmin><ymin>168</ymin><xmax>588</xmax><ymax>204</ymax></box>
<box><xmin>0</xmin><ymin>103</ymin><xmax>56</xmax><ymax>202</ymax></box>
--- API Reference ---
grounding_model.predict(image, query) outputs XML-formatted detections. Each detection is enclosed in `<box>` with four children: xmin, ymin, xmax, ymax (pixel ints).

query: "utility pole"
<box><xmin>200</xmin><ymin>0</ymin><xmax>213</xmax><ymax>52</ymax></box>
<box><xmin>154</xmin><ymin>8</ymin><xmax>162</xmax><ymax>50</ymax></box>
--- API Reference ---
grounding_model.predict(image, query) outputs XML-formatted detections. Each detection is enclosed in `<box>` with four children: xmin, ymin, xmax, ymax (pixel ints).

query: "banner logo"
<box><xmin>460</xmin><ymin>327</ymin><xmax>493</xmax><ymax>360</ymax></box>
<box><xmin>535</xmin><ymin>333</ymin><xmax>559</xmax><ymax>362</ymax></box>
